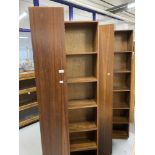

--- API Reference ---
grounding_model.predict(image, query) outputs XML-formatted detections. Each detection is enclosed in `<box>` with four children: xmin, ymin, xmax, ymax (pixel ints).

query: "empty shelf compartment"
<box><xmin>113</xmin><ymin>109</ymin><xmax>129</xmax><ymax>124</ymax></box>
<box><xmin>65</xmin><ymin>22</ymin><xmax>98</xmax><ymax>54</ymax></box>
<box><xmin>113</xmin><ymin>124</ymin><xmax>129</xmax><ymax>139</ymax></box>
<box><xmin>66</xmin><ymin>55</ymin><xmax>97</xmax><ymax>79</ymax></box>
<box><xmin>70</xmin><ymin>131</ymin><xmax>97</xmax><ymax>152</ymax></box>
<box><xmin>113</xmin><ymin>92</ymin><xmax>130</xmax><ymax>109</ymax></box>
<box><xmin>113</xmin><ymin>73</ymin><xmax>131</xmax><ymax>91</ymax></box>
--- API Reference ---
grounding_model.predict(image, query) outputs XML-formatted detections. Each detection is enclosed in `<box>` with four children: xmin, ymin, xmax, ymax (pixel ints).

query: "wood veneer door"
<box><xmin>99</xmin><ymin>25</ymin><xmax>114</xmax><ymax>155</ymax></box>
<box><xmin>29</xmin><ymin>7</ymin><xmax>70</xmax><ymax>155</ymax></box>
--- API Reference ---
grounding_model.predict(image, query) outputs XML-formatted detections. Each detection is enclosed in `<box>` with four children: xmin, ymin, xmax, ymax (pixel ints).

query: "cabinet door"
<box><xmin>99</xmin><ymin>25</ymin><xmax>114</xmax><ymax>155</ymax></box>
<box><xmin>29</xmin><ymin>7</ymin><xmax>70</xmax><ymax>155</ymax></box>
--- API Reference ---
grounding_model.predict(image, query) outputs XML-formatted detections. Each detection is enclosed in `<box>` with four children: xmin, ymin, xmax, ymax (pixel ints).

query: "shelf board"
<box><xmin>19</xmin><ymin>102</ymin><xmax>38</xmax><ymax>111</ymax></box>
<box><xmin>113</xmin><ymin>87</ymin><xmax>130</xmax><ymax>92</ymax></box>
<box><xmin>68</xmin><ymin>99</ymin><xmax>97</xmax><ymax>110</ymax></box>
<box><xmin>69</xmin><ymin>121</ymin><xmax>97</xmax><ymax>133</ymax></box>
<box><xmin>67</xmin><ymin>77</ymin><xmax>97</xmax><ymax>83</ymax></box>
<box><xmin>113</xmin><ymin>116</ymin><xmax>129</xmax><ymax>124</ymax></box>
<box><xmin>19</xmin><ymin>115</ymin><xmax>39</xmax><ymax>128</ymax></box>
<box><xmin>70</xmin><ymin>139</ymin><xmax>97</xmax><ymax>152</ymax></box>
<box><xmin>114</xmin><ymin>51</ymin><xmax>132</xmax><ymax>53</ymax></box>
<box><xmin>19</xmin><ymin>87</ymin><xmax>37</xmax><ymax>95</ymax></box>
<box><xmin>19</xmin><ymin>71</ymin><xmax>35</xmax><ymax>81</ymax></box>
<box><xmin>113</xmin><ymin>103</ymin><xmax>129</xmax><ymax>109</ymax></box>
<box><xmin>66</xmin><ymin>52</ymin><xmax>97</xmax><ymax>55</ymax></box>
<box><xmin>113</xmin><ymin>130</ymin><xmax>128</xmax><ymax>139</ymax></box>
<box><xmin>114</xmin><ymin>70</ymin><xmax>131</xmax><ymax>73</ymax></box>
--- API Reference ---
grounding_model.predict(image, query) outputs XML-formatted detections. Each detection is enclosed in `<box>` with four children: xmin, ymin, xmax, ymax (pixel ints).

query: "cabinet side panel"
<box><xmin>99</xmin><ymin>25</ymin><xmax>114</xmax><ymax>155</ymax></box>
<box><xmin>29</xmin><ymin>7</ymin><xmax>70</xmax><ymax>155</ymax></box>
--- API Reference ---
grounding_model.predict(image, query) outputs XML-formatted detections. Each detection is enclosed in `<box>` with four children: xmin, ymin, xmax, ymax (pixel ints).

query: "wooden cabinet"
<box><xmin>113</xmin><ymin>30</ymin><xmax>134</xmax><ymax>139</ymax></box>
<box><xmin>19</xmin><ymin>71</ymin><xmax>39</xmax><ymax>128</ymax></box>
<box><xmin>29</xmin><ymin>7</ymin><xmax>113</xmax><ymax>155</ymax></box>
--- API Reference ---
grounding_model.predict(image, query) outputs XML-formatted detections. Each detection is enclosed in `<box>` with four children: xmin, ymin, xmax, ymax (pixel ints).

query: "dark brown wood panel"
<box><xmin>29</xmin><ymin>7</ymin><xmax>70</xmax><ymax>155</ymax></box>
<box><xmin>99</xmin><ymin>25</ymin><xmax>114</xmax><ymax>155</ymax></box>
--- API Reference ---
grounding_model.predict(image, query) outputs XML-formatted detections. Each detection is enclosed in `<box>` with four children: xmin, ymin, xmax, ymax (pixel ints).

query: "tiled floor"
<box><xmin>19</xmin><ymin>122</ymin><xmax>135</xmax><ymax>155</ymax></box>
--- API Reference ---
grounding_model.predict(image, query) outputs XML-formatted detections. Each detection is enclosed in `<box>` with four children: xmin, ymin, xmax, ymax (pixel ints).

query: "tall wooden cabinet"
<box><xmin>113</xmin><ymin>30</ymin><xmax>133</xmax><ymax>139</ymax></box>
<box><xmin>29</xmin><ymin>7</ymin><xmax>113</xmax><ymax>155</ymax></box>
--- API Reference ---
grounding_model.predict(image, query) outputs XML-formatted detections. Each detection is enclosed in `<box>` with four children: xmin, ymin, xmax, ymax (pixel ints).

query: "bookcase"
<box><xmin>29</xmin><ymin>7</ymin><xmax>113</xmax><ymax>155</ymax></box>
<box><xmin>113</xmin><ymin>30</ymin><xmax>133</xmax><ymax>139</ymax></box>
<box><xmin>65</xmin><ymin>21</ymin><xmax>98</xmax><ymax>154</ymax></box>
<box><xmin>19</xmin><ymin>71</ymin><xmax>39</xmax><ymax>128</ymax></box>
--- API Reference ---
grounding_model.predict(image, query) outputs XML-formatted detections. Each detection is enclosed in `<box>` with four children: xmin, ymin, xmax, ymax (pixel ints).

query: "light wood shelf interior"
<box><xmin>113</xmin><ymin>92</ymin><xmax>130</xmax><ymax>109</ymax></box>
<box><xmin>66</xmin><ymin>52</ymin><xmax>98</xmax><ymax>55</ymax></box>
<box><xmin>19</xmin><ymin>71</ymin><xmax>35</xmax><ymax>81</ymax></box>
<box><xmin>68</xmin><ymin>99</ymin><xmax>97</xmax><ymax>109</ymax></box>
<box><xmin>69</xmin><ymin>121</ymin><xmax>97</xmax><ymax>133</ymax></box>
<box><xmin>20</xmin><ymin>101</ymin><xmax>38</xmax><ymax>111</ymax></box>
<box><xmin>67</xmin><ymin>77</ymin><xmax>97</xmax><ymax>83</ymax></box>
<box><xmin>70</xmin><ymin>131</ymin><xmax>97</xmax><ymax>152</ymax></box>
<box><xmin>65</xmin><ymin>22</ymin><xmax>98</xmax><ymax>153</ymax></box>
<box><xmin>19</xmin><ymin>115</ymin><xmax>39</xmax><ymax>128</ymax></box>
<box><xmin>19</xmin><ymin>87</ymin><xmax>36</xmax><ymax>95</ymax></box>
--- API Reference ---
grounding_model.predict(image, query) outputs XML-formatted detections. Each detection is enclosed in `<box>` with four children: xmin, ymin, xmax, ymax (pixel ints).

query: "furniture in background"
<box><xmin>113</xmin><ymin>30</ymin><xmax>134</xmax><ymax>139</ymax></box>
<box><xmin>19</xmin><ymin>71</ymin><xmax>39</xmax><ymax>128</ymax></box>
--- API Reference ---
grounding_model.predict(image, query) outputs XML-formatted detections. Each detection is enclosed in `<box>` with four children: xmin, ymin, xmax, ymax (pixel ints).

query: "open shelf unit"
<box><xmin>113</xmin><ymin>30</ymin><xmax>133</xmax><ymax>139</ymax></box>
<box><xmin>19</xmin><ymin>71</ymin><xmax>39</xmax><ymax>128</ymax></box>
<box><xmin>65</xmin><ymin>21</ymin><xmax>98</xmax><ymax>155</ymax></box>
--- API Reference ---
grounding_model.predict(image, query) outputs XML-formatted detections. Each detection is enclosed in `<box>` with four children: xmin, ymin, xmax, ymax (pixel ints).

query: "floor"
<box><xmin>19</xmin><ymin>122</ymin><xmax>135</xmax><ymax>155</ymax></box>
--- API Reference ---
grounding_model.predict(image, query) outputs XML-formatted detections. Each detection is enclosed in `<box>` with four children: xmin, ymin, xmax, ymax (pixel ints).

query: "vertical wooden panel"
<box><xmin>29</xmin><ymin>7</ymin><xmax>70</xmax><ymax>155</ymax></box>
<box><xmin>130</xmin><ymin>40</ymin><xmax>135</xmax><ymax>123</ymax></box>
<box><xmin>99</xmin><ymin>25</ymin><xmax>114</xmax><ymax>155</ymax></box>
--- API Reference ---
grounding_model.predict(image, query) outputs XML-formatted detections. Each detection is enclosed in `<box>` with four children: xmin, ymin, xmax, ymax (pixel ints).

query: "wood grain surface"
<box><xmin>99</xmin><ymin>24</ymin><xmax>114</xmax><ymax>155</ymax></box>
<box><xmin>29</xmin><ymin>7</ymin><xmax>70</xmax><ymax>155</ymax></box>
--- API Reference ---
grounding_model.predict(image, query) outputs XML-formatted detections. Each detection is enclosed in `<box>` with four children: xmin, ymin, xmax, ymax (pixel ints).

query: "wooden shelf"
<box><xmin>19</xmin><ymin>71</ymin><xmax>35</xmax><ymax>81</ymax></box>
<box><xmin>66</xmin><ymin>52</ymin><xmax>97</xmax><ymax>55</ymax></box>
<box><xmin>69</xmin><ymin>121</ymin><xmax>97</xmax><ymax>133</ymax></box>
<box><xmin>67</xmin><ymin>77</ymin><xmax>97</xmax><ymax>83</ymax></box>
<box><xmin>114</xmin><ymin>70</ymin><xmax>131</xmax><ymax>73</ymax></box>
<box><xmin>19</xmin><ymin>87</ymin><xmax>36</xmax><ymax>95</ymax></box>
<box><xmin>113</xmin><ymin>116</ymin><xmax>129</xmax><ymax>124</ymax></box>
<box><xmin>113</xmin><ymin>87</ymin><xmax>130</xmax><ymax>92</ymax></box>
<box><xmin>70</xmin><ymin>139</ymin><xmax>97</xmax><ymax>152</ymax></box>
<box><xmin>68</xmin><ymin>99</ymin><xmax>97</xmax><ymax>110</ymax></box>
<box><xmin>113</xmin><ymin>103</ymin><xmax>129</xmax><ymax>109</ymax></box>
<box><xmin>19</xmin><ymin>101</ymin><xmax>38</xmax><ymax>111</ymax></box>
<box><xmin>114</xmin><ymin>51</ymin><xmax>132</xmax><ymax>53</ymax></box>
<box><xmin>113</xmin><ymin>130</ymin><xmax>128</xmax><ymax>139</ymax></box>
<box><xmin>19</xmin><ymin>115</ymin><xmax>39</xmax><ymax>128</ymax></box>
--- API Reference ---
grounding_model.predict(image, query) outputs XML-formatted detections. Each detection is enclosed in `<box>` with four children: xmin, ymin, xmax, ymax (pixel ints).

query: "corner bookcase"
<box><xmin>65</xmin><ymin>21</ymin><xmax>98</xmax><ymax>155</ymax></box>
<box><xmin>19</xmin><ymin>71</ymin><xmax>39</xmax><ymax>128</ymax></box>
<box><xmin>113</xmin><ymin>30</ymin><xmax>133</xmax><ymax>139</ymax></box>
